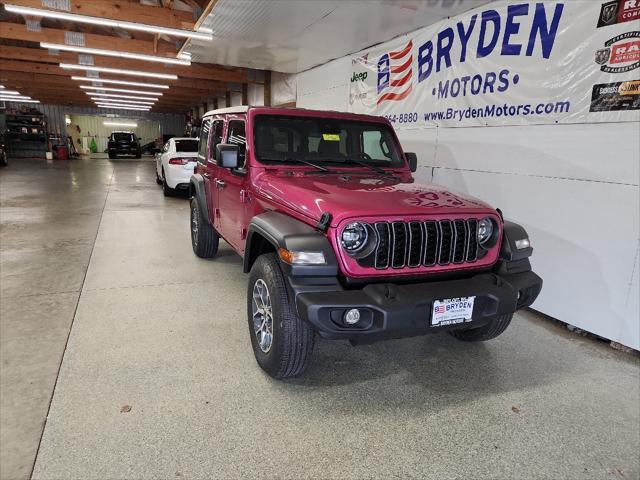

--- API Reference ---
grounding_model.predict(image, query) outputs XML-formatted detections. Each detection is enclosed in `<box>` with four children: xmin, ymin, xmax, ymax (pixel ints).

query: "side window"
<box><xmin>209</xmin><ymin>120</ymin><xmax>224</xmax><ymax>162</ymax></box>
<box><xmin>198</xmin><ymin>117</ymin><xmax>211</xmax><ymax>163</ymax></box>
<box><xmin>227</xmin><ymin>120</ymin><xmax>246</xmax><ymax>168</ymax></box>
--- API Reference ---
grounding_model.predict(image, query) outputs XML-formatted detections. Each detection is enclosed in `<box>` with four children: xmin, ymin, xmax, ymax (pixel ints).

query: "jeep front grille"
<box><xmin>369</xmin><ymin>219</ymin><xmax>479</xmax><ymax>270</ymax></box>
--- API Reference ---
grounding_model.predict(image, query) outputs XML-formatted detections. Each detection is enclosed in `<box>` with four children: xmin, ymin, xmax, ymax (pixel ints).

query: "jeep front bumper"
<box><xmin>293</xmin><ymin>271</ymin><xmax>542</xmax><ymax>343</ymax></box>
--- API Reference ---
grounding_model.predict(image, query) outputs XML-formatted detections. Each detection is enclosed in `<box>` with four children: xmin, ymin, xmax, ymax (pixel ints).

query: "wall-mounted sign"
<box><xmin>349</xmin><ymin>0</ymin><xmax>640</xmax><ymax>128</ymax></box>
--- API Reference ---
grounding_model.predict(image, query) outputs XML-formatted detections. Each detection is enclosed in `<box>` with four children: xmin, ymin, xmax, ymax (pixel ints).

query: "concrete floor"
<box><xmin>1</xmin><ymin>158</ymin><xmax>639</xmax><ymax>480</ymax></box>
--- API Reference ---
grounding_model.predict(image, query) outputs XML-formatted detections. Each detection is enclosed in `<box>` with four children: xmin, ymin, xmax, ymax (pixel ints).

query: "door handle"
<box><xmin>203</xmin><ymin>172</ymin><xmax>211</xmax><ymax>178</ymax></box>
<box><xmin>216</xmin><ymin>179</ymin><xmax>226</xmax><ymax>188</ymax></box>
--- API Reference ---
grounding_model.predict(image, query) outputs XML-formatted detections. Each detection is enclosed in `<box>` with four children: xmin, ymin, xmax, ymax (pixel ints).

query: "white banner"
<box><xmin>348</xmin><ymin>0</ymin><xmax>640</xmax><ymax>128</ymax></box>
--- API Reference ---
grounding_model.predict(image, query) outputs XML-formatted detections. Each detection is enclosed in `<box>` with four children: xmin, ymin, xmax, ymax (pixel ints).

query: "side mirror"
<box><xmin>405</xmin><ymin>152</ymin><xmax>418</xmax><ymax>172</ymax></box>
<box><xmin>216</xmin><ymin>143</ymin><xmax>239</xmax><ymax>168</ymax></box>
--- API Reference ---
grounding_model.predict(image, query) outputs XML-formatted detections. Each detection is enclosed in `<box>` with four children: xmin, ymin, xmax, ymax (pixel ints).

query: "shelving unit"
<box><xmin>4</xmin><ymin>108</ymin><xmax>48</xmax><ymax>158</ymax></box>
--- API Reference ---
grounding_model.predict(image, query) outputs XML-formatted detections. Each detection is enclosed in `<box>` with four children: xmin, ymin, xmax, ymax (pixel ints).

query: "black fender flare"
<box><xmin>189</xmin><ymin>174</ymin><xmax>210</xmax><ymax>223</ymax></box>
<box><xmin>244</xmin><ymin>211</ymin><xmax>339</xmax><ymax>276</ymax></box>
<box><xmin>500</xmin><ymin>220</ymin><xmax>533</xmax><ymax>262</ymax></box>
<box><xmin>494</xmin><ymin>220</ymin><xmax>536</xmax><ymax>276</ymax></box>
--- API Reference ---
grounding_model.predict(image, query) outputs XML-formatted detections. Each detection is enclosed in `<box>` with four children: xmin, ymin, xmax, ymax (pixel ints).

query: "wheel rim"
<box><xmin>191</xmin><ymin>204</ymin><xmax>199</xmax><ymax>248</ymax></box>
<box><xmin>252</xmin><ymin>279</ymin><xmax>273</xmax><ymax>353</ymax></box>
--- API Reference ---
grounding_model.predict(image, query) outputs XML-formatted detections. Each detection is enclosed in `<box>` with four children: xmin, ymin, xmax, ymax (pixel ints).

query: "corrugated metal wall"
<box><xmin>70</xmin><ymin>115</ymin><xmax>161</xmax><ymax>152</ymax></box>
<box><xmin>4</xmin><ymin>103</ymin><xmax>185</xmax><ymax>139</ymax></box>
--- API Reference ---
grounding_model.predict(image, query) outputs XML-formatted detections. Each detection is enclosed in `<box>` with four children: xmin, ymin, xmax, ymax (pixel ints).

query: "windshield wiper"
<box><xmin>260</xmin><ymin>156</ymin><xmax>338</xmax><ymax>173</ymax></box>
<box><xmin>325</xmin><ymin>156</ymin><xmax>399</xmax><ymax>179</ymax></box>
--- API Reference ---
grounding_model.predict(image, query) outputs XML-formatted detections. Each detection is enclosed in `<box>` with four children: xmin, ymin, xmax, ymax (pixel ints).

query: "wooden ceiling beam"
<box><xmin>6</xmin><ymin>0</ymin><xmax>195</xmax><ymax>30</ymax></box>
<box><xmin>1</xmin><ymin>78</ymin><xmax>218</xmax><ymax>110</ymax></box>
<box><xmin>0</xmin><ymin>22</ymin><xmax>177</xmax><ymax>56</ymax></box>
<box><xmin>5</xmin><ymin>94</ymin><xmax>186</xmax><ymax>113</ymax></box>
<box><xmin>0</xmin><ymin>73</ymin><xmax>224</xmax><ymax>100</ymax></box>
<box><xmin>0</xmin><ymin>62</ymin><xmax>230</xmax><ymax>92</ymax></box>
<box><xmin>0</xmin><ymin>45</ymin><xmax>250</xmax><ymax>83</ymax></box>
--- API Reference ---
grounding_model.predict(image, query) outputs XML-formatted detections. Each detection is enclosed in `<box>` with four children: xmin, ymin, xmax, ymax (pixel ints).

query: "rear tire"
<box><xmin>448</xmin><ymin>313</ymin><xmax>513</xmax><ymax>342</ymax></box>
<box><xmin>162</xmin><ymin>170</ymin><xmax>173</xmax><ymax>197</ymax></box>
<box><xmin>0</xmin><ymin>150</ymin><xmax>7</xmax><ymax>167</ymax></box>
<box><xmin>247</xmin><ymin>253</ymin><xmax>315</xmax><ymax>379</ymax></box>
<box><xmin>190</xmin><ymin>197</ymin><xmax>219</xmax><ymax>258</ymax></box>
<box><xmin>108</xmin><ymin>153</ymin><xmax>116</xmax><ymax>159</ymax></box>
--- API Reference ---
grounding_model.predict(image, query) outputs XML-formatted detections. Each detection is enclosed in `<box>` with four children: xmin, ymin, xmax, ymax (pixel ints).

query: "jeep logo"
<box><xmin>350</xmin><ymin>71</ymin><xmax>368</xmax><ymax>83</ymax></box>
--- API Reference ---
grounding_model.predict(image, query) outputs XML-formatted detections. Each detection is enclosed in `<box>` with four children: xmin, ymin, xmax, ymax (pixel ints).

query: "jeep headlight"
<box><xmin>478</xmin><ymin>217</ymin><xmax>498</xmax><ymax>248</ymax></box>
<box><xmin>341</xmin><ymin>222</ymin><xmax>368</xmax><ymax>253</ymax></box>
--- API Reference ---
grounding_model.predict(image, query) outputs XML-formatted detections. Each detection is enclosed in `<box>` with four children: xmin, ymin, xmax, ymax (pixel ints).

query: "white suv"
<box><xmin>155</xmin><ymin>137</ymin><xmax>199</xmax><ymax>196</ymax></box>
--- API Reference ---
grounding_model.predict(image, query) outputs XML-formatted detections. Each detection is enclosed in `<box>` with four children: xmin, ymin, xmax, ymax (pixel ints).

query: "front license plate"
<box><xmin>431</xmin><ymin>296</ymin><xmax>475</xmax><ymax>327</ymax></box>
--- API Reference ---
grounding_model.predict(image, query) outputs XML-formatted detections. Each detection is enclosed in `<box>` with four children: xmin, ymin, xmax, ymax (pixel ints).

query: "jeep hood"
<box><xmin>254</xmin><ymin>171</ymin><xmax>495</xmax><ymax>226</ymax></box>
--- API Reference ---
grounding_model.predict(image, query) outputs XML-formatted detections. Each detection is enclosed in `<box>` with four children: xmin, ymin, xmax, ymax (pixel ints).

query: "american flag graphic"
<box><xmin>377</xmin><ymin>40</ymin><xmax>413</xmax><ymax>105</ymax></box>
<box><xmin>434</xmin><ymin>305</ymin><xmax>445</xmax><ymax>314</ymax></box>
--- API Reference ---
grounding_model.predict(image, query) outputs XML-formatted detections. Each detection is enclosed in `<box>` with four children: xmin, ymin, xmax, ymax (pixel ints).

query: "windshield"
<box><xmin>253</xmin><ymin>115</ymin><xmax>403</xmax><ymax>168</ymax></box>
<box><xmin>175</xmin><ymin>139</ymin><xmax>198</xmax><ymax>152</ymax></box>
<box><xmin>111</xmin><ymin>133</ymin><xmax>134</xmax><ymax>142</ymax></box>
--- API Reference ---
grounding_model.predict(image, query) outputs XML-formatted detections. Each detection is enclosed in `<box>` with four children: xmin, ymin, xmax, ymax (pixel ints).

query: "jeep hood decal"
<box><xmin>255</xmin><ymin>172</ymin><xmax>494</xmax><ymax>226</ymax></box>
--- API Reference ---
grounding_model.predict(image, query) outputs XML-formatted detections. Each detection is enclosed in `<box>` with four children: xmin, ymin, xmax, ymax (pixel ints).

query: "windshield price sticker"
<box><xmin>431</xmin><ymin>297</ymin><xmax>475</xmax><ymax>326</ymax></box>
<box><xmin>322</xmin><ymin>133</ymin><xmax>340</xmax><ymax>141</ymax></box>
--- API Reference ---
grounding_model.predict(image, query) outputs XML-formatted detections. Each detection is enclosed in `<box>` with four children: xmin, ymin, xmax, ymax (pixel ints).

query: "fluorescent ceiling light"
<box><xmin>80</xmin><ymin>85</ymin><xmax>161</xmax><ymax>96</ymax></box>
<box><xmin>71</xmin><ymin>76</ymin><xmax>169</xmax><ymax>89</ymax></box>
<box><xmin>0</xmin><ymin>90</ymin><xmax>21</xmax><ymax>95</ymax></box>
<box><xmin>84</xmin><ymin>92</ymin><xmax>159</xmax><ymax>101</ymax></box>
<box><xmin>0</xmin><ymin>97</ymin><xmax>40</xmax><ymax>103</ymax></box>
<box><xmin>60</xmin><ymin>64</ymin><xmax>178</xmax><ymax>80</ymax></box>
<box><xmin>5</xmin><ymin>4</ymin><xmax>213</xmax><ymax>40</ymax></box>
<box><xmin>96</xmin><ymin>104</ymin><xmax>151</xmax><ymax>111</ymax></box>
<box><xmin>90</xmin><ymin>97</ymin><xmax>155</xmax><ymax>105</ymax></box>
<box><xmin>104</xmin><ymin>121</ymin><xmax>138</xmax><ymax>128</ymax></box>
<box><xmin>0</xmin><ymin>95</ymin><xmax>32</xmax><ymax>100</ymax></box>
<box><xmin>41</xmin><ymin>43</ymin><xmax>190</xmax><ymax>65</ymax></box>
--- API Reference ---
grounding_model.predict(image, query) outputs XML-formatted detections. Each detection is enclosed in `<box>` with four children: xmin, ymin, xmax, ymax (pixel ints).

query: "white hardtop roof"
<box><xmin>203</xmin><ymin>105</ymin><xmax>249</xmax><ymax>117</ymax></box>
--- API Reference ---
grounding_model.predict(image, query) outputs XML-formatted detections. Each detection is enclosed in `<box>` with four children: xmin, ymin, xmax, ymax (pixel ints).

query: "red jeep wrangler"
<box><xmin>189</xmin><ymin>106</ymin><xmax>542</xmax><ymax>379</ymax></box>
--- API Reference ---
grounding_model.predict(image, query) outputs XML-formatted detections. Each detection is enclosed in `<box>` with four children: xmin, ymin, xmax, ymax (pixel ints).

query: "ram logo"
<box><xmin>595</xmin><ymin>48</ymin><xmax>611</xmax><ymax>65</ymax></box>
<box><xmin>601</xmin><ymin>1</ymin><xmax>618</xmax><ymax>24</ymax></box>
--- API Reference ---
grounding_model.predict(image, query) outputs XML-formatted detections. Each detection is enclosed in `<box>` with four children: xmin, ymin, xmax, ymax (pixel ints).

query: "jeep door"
<box><xmin>216</xmin><ymin>117</ymin><xmax>248</xmax><ymax>252</ymax></box>
<box><xmin>199</xmin><ymin>118</ymin><xmax>224</xmax><ymax>228</ymax></box>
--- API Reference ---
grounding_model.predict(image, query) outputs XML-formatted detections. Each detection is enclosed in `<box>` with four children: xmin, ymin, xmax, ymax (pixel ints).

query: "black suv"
<box><xmin>108</xmin><ymin>131</ymin><xmax>141</xmax><ymax>159</ymax></box>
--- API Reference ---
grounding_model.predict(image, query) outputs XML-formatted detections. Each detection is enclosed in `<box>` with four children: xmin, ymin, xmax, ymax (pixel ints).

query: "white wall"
<box><xmin>271</xmin><ymin>71</ymin><xmax>297</xmax><ymax>106</ymax></box>
<box><xmin>248</xmin><ymin>83</ymin><xmax>265</xmax><ymax>106</ymax></box>
<box><xmin>296</xmin><ymin>56</ymin><xmax>640</xmax><ymax>350</ymax></box>
<box><xmin>231</xmin><ymin>92</ymin><xmax>243</xmax><ymax>107</ymax></box>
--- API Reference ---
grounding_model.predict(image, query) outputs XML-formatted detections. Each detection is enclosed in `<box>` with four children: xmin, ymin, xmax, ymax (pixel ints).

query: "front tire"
<box><xmin>189</xmin><ymin>197</ymin><xmax>219</xmax><ymax>258</ymax></box>
<box><xmin>448</xmin><ymin>313</ymin><xmax>513</xmax><ymax>342</ymax></box>
<box><xmin>0</xmin><ymin>150</ymin><xmax>7</xmax><ymax>167</ymax></box>
<box><xmin>247</xmin><ymin>254</ymin><xmax>315</xmax><ymax>379</ymax></box>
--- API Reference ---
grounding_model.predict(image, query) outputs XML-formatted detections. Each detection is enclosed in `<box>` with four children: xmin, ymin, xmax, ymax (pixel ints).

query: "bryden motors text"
<box><xmin>424</xmin><ymin>100</ymin><xmax>571</xmax><ymax>122</ymax></box>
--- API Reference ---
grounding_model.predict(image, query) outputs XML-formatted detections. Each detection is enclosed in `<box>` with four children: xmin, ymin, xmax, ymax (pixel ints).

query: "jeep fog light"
<box><xmin>344</xmin><ymin>308</ymin><xmax>361</xmax><ymax>325</ymax></box>
<box><xmin>515</xmin><ymin>238</ymin><xmax>530</xmax><ymax>250</ymax></box>
<box><xmin>278</xmin><ymin>248</ymin><xmax>326</xmax><ymax>265</ymax></box>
